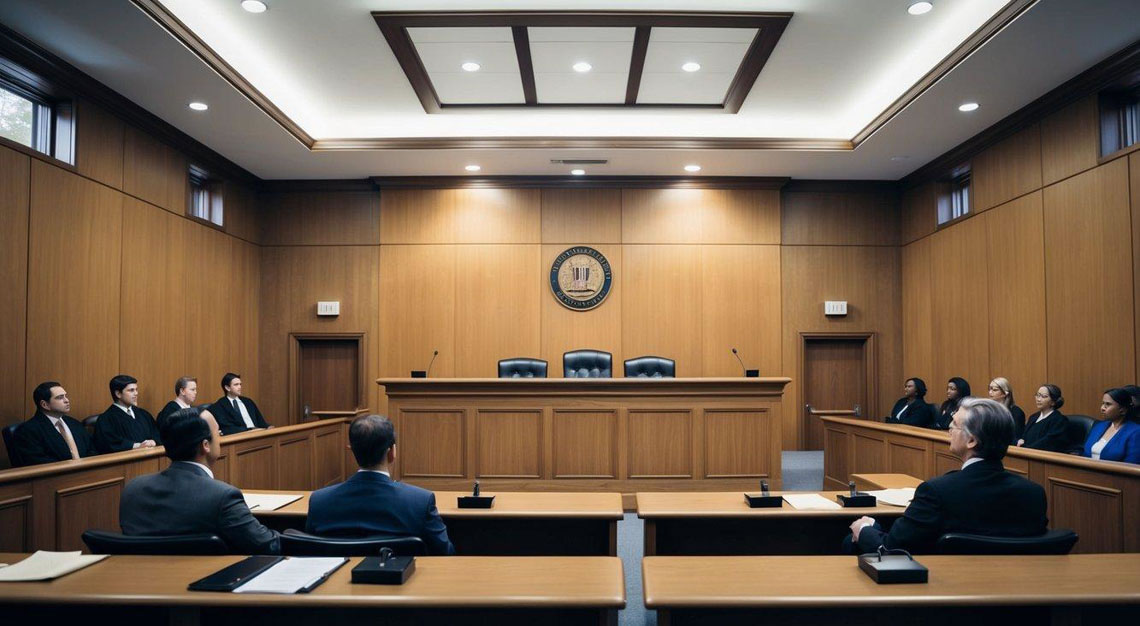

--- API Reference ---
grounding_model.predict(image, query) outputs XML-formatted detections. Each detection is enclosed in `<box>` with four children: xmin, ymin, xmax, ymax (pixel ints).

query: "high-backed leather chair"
<box><xmin>563</xmin><ymin>350</ymin><xmax>612</xmax><ymax>378</ymax></box>
<box><xmin>498</xmin><ymin>358</ymin><xmax>548</xmax><ymax>378</ymax></box>
<box><xmin>2</xmin><ymin>422</ymin><xmax>20</xmax><ymax>467</ymax></box>
<box><xmin>83</xmin><ymin>414</ymin><xmax>100</xmax><ymax>433</ymax></box>
<box><xmin>623</xmin><ymin>356</ymin><xmax>675</xmax><ymax>378</ymax></box>
<box><xmin>280</xmin><ymin>529</ymin><xmax>427</xmax><ymax>557</ymax></box>
<box><xmin>1065</xmin><ymin>414</ymin><xmax>1095</xmax><ymax>455</ymax></box>
<box><xmin>82</xmin><ymin>530</ymin><xmax>229</xmax><ymax>555</ymax></box>
<box><xmin>935</xmin><ymin>529</ymin><xmax>1078</xmax><ymax>555</ymax></box>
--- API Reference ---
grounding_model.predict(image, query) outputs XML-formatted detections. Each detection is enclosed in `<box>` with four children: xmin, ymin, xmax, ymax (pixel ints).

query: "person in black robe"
<box><xmin>209</xmin><ymin>372</ymin><xmax>270</xmax><ymax>435</ymax></box>
<box><xmin>157</xmin><ymin>376</ymin><xmax>199</xmax><ymax>424</ymax></box>
<box><xmin>93</xmin><ymin>374</ymin><xmax>161</xmax><ymax>453</ymax></box>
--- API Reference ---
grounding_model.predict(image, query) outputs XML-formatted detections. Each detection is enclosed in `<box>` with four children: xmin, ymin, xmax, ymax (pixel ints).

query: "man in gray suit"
<box><xmin>120</xmin><ymin>407</ymin><xmax>280</xmax><ymax>554</ymax></box>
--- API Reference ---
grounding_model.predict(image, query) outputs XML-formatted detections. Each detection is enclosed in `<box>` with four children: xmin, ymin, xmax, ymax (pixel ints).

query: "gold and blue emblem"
<box><xmin>550</xmin><ymin>246</ymin><xmax>612</xmax><ymax>311</ymax></box>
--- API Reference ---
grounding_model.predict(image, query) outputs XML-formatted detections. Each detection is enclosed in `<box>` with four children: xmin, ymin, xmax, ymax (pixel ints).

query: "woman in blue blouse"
<box><xmin>1083</xmin><ymin>387</ymin><xmax>1140</xmax><ymax>464</ymax></box>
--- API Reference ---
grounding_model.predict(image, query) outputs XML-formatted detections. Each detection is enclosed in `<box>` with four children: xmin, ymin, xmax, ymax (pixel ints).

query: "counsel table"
<box><xmin>0</xmin><ymin>553</ymin><xmax>625</xmax><ymax>626</ymax></box>
<box><xmin>643</xmin><ymin>553</ymin><xmax>1140</xmax><ymax>625</ymax></box>
<box><xmin>249</xmin><ymin>489</ymin><xmax>624</xmax><ymax>555</ymax></box>
<box><xmin>636</xmin><ymin>491</ymin><xmax>906</xmax><ymax>555</ymax></box>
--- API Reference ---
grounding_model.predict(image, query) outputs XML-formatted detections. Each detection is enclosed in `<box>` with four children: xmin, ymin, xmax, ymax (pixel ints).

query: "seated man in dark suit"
<box><xmin>119</xmin><ymin>407</ymin><xmax>280</xmax><ymax>554</ymax></box>
<box><xmin>93</xmin><ymin>374</ymin><xmax>161</xmax><ymax>453</ymax></box>
<box><xmin>307</xmin><ymin>414</ymin><xmax>455</xmax><ymax>555</ymax></box>
<box><xmin>846</xmin><ymin>397</ymin><xmax>1047</xmax><ymax>554</ymax></box>
<box><xmin>209</xmin><ymin>372</ymin><xmax>269</xmax><ymax>435</ymax></box>
<box><xmin>156</xmin><ymin>376</ymin><xmax>198</xmax><ymax>424</ymax></box>
<box><xmin>11</xmin><ymin>381</ymin><xmax>96</xmax><ymax>466</ymax></box>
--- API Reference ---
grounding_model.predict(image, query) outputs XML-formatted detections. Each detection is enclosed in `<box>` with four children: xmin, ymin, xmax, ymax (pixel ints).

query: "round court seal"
<box><xmin>550</xmin><ymin>246</ymin><xmax>613</xmax><ymax>311</ymax></box>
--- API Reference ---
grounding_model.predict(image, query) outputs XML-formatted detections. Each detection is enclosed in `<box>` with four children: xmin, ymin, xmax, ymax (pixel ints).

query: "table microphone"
<box><xmin>731</xmin><ymin>347</ymin><xmax>746</xmax><ymax>376</ymax></box>
<box><xmin>425</xmin><ymin>350</ymin><xmax>438</xmax><ymax>377</ymax></box>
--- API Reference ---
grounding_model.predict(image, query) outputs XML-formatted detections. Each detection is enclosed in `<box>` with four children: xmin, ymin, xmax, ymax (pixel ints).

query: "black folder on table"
<box><xmin>188</xmin><ymin>555</ymin><xmax>284</xmax><ymax>592</ymax></box>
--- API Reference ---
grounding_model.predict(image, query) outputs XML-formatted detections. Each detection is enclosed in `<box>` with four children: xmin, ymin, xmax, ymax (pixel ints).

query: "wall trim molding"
<box><xmin>367</xmin><ymin>175</ymin><xmax>790</xmax><ymax>190</ymax></box>
<box><xmin>312</xmin><ymin>137</ymin><xmax>852</xmax><ymax>151</ymax></box>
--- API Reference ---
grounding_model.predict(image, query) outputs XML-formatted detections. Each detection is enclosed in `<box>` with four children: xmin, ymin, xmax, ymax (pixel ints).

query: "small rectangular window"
<box><xmin>938</xmin><ymin>168</ymin><xmax>970</xmax><ymax>226</ymax></box>
<box><xmin>1099</xmin><ymin>88</ymin><xmax>1139</xmax><ymax>157</ymax></box>
<box><xmin>189</xmin><ymin>165</ymin><xmax>224</xmax><ymax>227</ymax></box>
<box><xmin>0</xmin><ymin>71</ymin><xmax>73</xmax><ymax>163</ymax></box>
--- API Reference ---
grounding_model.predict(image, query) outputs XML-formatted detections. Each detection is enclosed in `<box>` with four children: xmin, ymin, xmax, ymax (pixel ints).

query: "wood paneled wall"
<box><xmin>0</xmin><ymin>99</ymin><xmax>260</xmax><ymax>467</ymax></box>
<box><xmin>900</xmin><ymin>94</ymin><xmax>1138</xmax><ymax>417</ymax></box>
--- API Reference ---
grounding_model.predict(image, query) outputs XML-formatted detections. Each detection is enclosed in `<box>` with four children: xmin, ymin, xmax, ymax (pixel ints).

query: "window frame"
<box><xmin>0</xmin><ymin>60</ymin><xmax>75</xmax><ymax>164</ymax></box>
<box><xmin>1099</xmin><ymin>86</ymin><xmax>1140</xmax><ymax>159</ymax></box>
<box><xmin>187</xmin><ymin>164</ymin><xmax>226</xmax><ymax>230</ymax></box>
<box><xmin>936</xmin><ymin>166</ymin><xmax>971</xmax><ymax>228</ymax></box>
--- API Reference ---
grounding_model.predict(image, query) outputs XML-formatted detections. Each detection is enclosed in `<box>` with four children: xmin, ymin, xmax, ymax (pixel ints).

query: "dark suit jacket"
<box><xmin>93</xmin><ymin>405</ymin><xmax>161</xmax><ymax>453</ymax></box>
<box><xmin>856</xmin><ymin>458</ymin><xmax>1047</xmax><ymax>554</ymax></box>
<box><xmin>120</xmin><ymin>461</ymin><xmax>280</xmax><ymax>554</ymax></box>
<box><xmin>209</xmin><ymin>396</ymin><xmax>269</xmax><ymax>435</ymax></box>
<box><xmin>1022</xmin><ymin>410</ymin><xmax>1069</xmax><ymax>452</ymax></box>
<box><xmin>306</xmin><ymin>471</ymin><xmax>455</xmax><ymax>555</ymax></box>
<box><xmin>11</xmin><ymin>412</ymin><xmax>96</xmax><ymax>467</ymax></box>
<box><xmin>156</xmin><ymin>400</ymin><xmax>186</xmax><ymax>424</ymax></box>
<box><xmin>885</xmin><ymin>398</ymin><xmax>936</xmax><ymax>428</ymax></box>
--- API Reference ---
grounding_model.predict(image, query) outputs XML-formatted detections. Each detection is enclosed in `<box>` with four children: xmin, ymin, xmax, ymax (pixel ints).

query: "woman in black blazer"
<box><xmin>885</xmin><ymin>378</ymin><xmax>936</xmax><ymax>428</ymax></box>
<box><xmin>987</xmin><ymin>377</ymin><xmax>1026</xmax><ymax>441</ymax></box>
<box><xmin>1019</xmin><ymin>383</ymin><xmax>1069</xmax><ymax>452</ymax></box>
<box><xmin>935</xmin><ymin>377</ymin><xmax>971</xmax><ymax>430</ymax></box>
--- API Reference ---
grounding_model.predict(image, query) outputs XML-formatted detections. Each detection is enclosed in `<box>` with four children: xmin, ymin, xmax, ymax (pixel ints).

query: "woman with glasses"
<box><xmin>885</xmin><ymin>377</ymin><xmax>936</xmax><ymax>428</ymax></box>
<box><xmin>987</xmin><ymin>377</ymin><xmax>1025</xmax><ymax>441</ymax></box>
<box><xmin>1018</xmin><ymin>384</ymin><xmax>1069</xmax><ymax>452</ymax></box>
<box><xmin>1083</xmin><ymin>387</ymin><xmax>1140</xmax><ymax>464</ymax></box>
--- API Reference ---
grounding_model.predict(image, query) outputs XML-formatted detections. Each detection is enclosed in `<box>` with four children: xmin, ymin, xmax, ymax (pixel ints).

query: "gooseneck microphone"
<box><xmin>426</xmin><ymin>350</ymin><xmax>438</xmax><ymax>378</ymax></box>
<box><xmin>731</xmin><ymin>347</ymin><xmax>746</xmax><ymax>377</ymax></box>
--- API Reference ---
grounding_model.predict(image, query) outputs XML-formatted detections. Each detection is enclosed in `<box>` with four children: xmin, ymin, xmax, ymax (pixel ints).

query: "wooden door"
<box><xmin>802</xmin><ymin>338</ymin><xmax>867</xmax><ymax>450</ymax></box>
<box><xmin>298</xmin><ymin>338</ymin><xmax>360</xmax><ymax>419</ymax></box>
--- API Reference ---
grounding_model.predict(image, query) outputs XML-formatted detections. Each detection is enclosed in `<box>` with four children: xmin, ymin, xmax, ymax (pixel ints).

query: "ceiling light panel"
<box><xmin>528</xmin><ymin>27</ymin><xmax>634</xmax><ymax>104</ymax></box>
<box><xmin>639</xmin><ymin>27</ymin><xmax>755</xmax><ymax>105</ymax></box>
<box><xmin>409</xmin><ymin>27</ymin><xmax>524</xmax><ymax>104</ymax></box>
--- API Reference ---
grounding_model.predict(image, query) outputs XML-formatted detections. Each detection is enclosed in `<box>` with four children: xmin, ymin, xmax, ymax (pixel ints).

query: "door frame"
<box><xmin>288</xmin><ymin>332</ymin><xmax>367</xmax><ymax>422</ymax></box>
<box><xmin>797</xmin><ymin>332</ymin><xmax>877</xmax><ymax>449</ymax></box>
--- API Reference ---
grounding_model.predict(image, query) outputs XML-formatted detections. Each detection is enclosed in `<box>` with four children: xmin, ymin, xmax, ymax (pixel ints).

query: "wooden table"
<box><xmin>379</xmin><ymin>377</ymin><xmax>790</xmax><ymax>495</ymax></box>
<box><xmin>850</xmin><ymin>473</ymin><xmax>923</xmax><ymax>490</ymax></box>
<box><xmin>643</xmin><ymin>553</ymin><xmax>1140</xmax><ymax>625</ymax></box>
<box><xmin>249</xmin><ymin>489</ymin><xmax>624</xmax><ymax>556</ymax></box>
<box><xmin>0</xmin><ymin>552</ymin><xmax>625</xmax><ymax>626</ymax></box>
<box><xmin>636</xmin><ymin>491</ymin><xmax>906</xmax><ymax>555</ymax></box>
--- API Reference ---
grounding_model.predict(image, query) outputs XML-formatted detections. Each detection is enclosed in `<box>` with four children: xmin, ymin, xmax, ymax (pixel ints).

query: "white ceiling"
<box><xmin>0</xmin><ymin>0</ymin><xmax>1137</xmax><ymax>179</ymax></box>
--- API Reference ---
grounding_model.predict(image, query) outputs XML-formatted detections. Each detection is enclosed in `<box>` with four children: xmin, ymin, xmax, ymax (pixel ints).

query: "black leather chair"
<box><xmin>563</xmin><ymin>350</ymin><xmax>612</xmax><ymax>378</ymax></box>
<box><xmin>623</xmin><ymin>356</ymin><xmax>675</xmax><ymax>378</ymax></box>
<box><xmin>280</xmin><ymin>529</ymin><xmax>427</xmax><ymax>557</ymax></box>
<box><xmin>82</xmin><ymin>530</ymin><xmax>229</xmax><ymax>555</ymax></box>
<box><xmin>1065</xmin><ymin>414</ymin><xmax>1095</xmax><ymax>455</ymax></box>
<box><xmin>935</xmin><ymin>529</ymin><xmax>1078</xmax><ymax>555</ymax></box>
<box><xmin>2</xmin><ymin>422</ymin><xmax>20</xmax><ymax>467</ymax></box>
<box><xmin>83</xmin><ymin>414</ymin><xmax>100</xmax><ymax>433</ymax></box>
<box><xmin>498</xmin><ymin>358</ymin><xmax>548</xmax><ymax>378</ymax></box>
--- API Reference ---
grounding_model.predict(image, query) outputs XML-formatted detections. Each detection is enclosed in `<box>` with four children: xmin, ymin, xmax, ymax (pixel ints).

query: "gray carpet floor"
<box><xmin>616</xmin><ymin>450</ymin><xmax>824</xmax><ymax>626</ymax></box>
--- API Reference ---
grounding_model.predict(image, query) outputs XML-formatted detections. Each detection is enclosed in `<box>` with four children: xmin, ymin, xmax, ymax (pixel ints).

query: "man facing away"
<box><xmin>306</xmin><ymin>414</ymin><xmax>455</xmax><ymax>555</ymax></box>
<box><xmin>119</xmin><ymin>407</ymin><xmax>280</xmax><ymax>554</ymax></box>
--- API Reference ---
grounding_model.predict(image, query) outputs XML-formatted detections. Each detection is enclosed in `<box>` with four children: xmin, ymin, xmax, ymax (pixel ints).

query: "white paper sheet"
<box><xmin>243</xmin><ymin>493</ymin><xmax>303</xmax><ymax>511</ymax></box>
<box><xmin>0</xmin><ymin>551</ymin><xmax>108</xmax><ymax>582</ymax></box>
<box><xmin>233</xmin><ymin>557</ymin><xmax>347</xmax><ymax>594</ymax></box>
<box><xmin>865</xmin><ymin>487</ymin><xmax>916</xmax><ymax>507</ymax></box>
<box><xmin>781</xmin><ymin>493</ymin><xmax>842</xmax><ymax>510</ymax></box>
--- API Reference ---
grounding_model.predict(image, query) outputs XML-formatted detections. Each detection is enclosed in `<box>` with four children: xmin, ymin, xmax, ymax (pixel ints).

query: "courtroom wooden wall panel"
<box><xmin>901</xmin><ymin>182</ymin><xmax>941</xmax><ymax>245</ymax></box>
<box><xmin>929</xmin><ymin>214</ymin><xmax>990</xmax><ymax>390</ymax></box>
<box><xmin>628</xmin><ymin>410</ymin><xmax>693</xmax><ymax>478</ymax></box>
<box><xmin>622</xmin><ymin>245</ymin><xmax>704</xmax><ymax>377</ymax></box>
<box><xmin>397</xmin><ymin>410</ymin><xmax>466</xmax><ymax>478</ymax></box>
<box><xmin>541</xmin><ymin>189</ymin><xmax>622</xmax><ymax>243</ymax></box>
<box><xmin>1132</xmin><ymin>154</ymin><xmax>1140</xmax><ymax>386</ymax></box>
<box><xmin>454</xmin><ymin>189</ymin><xmax>542</xmax><ymax>244</ymax></box>
<box><xmin>621</xmin><ymin>189</ymin><xmax>704</xmax><ymax>244</ymax></box>
<box><xmin>781</xmin><ymin>191</ymin><xmax>900</xmax><ymax>246</ymax></box>
<box><xmin>900</xmin><ymin>238</ymin><xmax>933</xmax><ymax>383</ymax></box>
<box><xmin>122</xmin><ymin>126</ymin><xmax>186</xmax><ymax>215</ymax></box>
<box><xmin>454</xmin><ymin>245</ymin><xmax>542</xmax><ymax>377</ymax></box>
<box><xmin>1040</xmin><ymin>95</ymin><xmax>1100</xmax><ymax>186</ymax></box>
<box><xmin>699</xmin><ymin>245</ymin><xmax>781</xmax><ymax>377</ymax></box>
<box><xmin>700</xmin><ymin>189</ymin><xmax>780</xmax><ymax>244</ymax></box>
<box><xmin>971</xmin><ymin>123</ymin><xmax>1042</xmax><ymax>213</ymax></box>
<box><xmin>379</xmin><ymin>189</ymin><xmax>456</xmax><ymax>244</ymax></box>
<box><xmin>703</xmin><ymin>410</ymin><xmax>772</xmax><ymax>478</ymax></box>
<box><xmin>476</xmin><ymin>410</ymin><xmax>543</xmax><ymax>478</ymax></box>
<box><xmin>1044</xmin><ymin>159</ymin><xmax>1136</xmax><ymax>416</ymax></box>
<box><xmin>26</xmin><ymin>161</ymin><xmax>123</xmax><ymax>418</ymax></box>
<box><xmin>223</xmin><ymin>182</ymin><xmax>262</xmax><ymax>244</ymax></box>
<box><xmin>540</xmin><ymin>244</ymin><xmax>623</xmax><ymax>374</ymax></box>
<box><xmin>260</xmin><ymin>191</ymin><xmax>380</xmax><ymax>246</ymax></box>
<box><xmin>551</xmin><ymin>411</ymin><xmax>618</xmax><ymax>478</ymax></box>
<box><xmin>0</xmin><ymin>146</ymin><xmax>29</xmax><ymax>458</ymax></box>
<box><xmin>379</xmin><ymin>245</ymin><xmax>457</xmax><ymax>377</ymax></box>
<box><xmin>984</xmin><ymin>192</ymin><xmax>1048</xmax><ymax>401</ymax></box>
<box><xmin>75</xmin><ymin>100</ymin><xmax>125</xmax><ymax>190</ymax></box>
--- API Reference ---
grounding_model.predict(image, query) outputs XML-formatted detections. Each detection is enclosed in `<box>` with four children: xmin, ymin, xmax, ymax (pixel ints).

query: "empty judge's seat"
<box><xmin>82</xmin><ymin>530</ymin><xmax>229</xmax><ymax>555</ymax></box>
<box><xmin>280</xmin><ymin>529</ymin><xmax>426</xmax><ymax>557</ymax></box>
<box><xmin>935</xmin><ymin>529</ymin><xmax>1078</xmax><ymax>555</ymax></box>
<box><xmin>624</xmin><ymin>356</ymin><xmax>676</xmax><ymax>378</ymax></box>
<box><xmin>498</xmin><ymin>358</ymin><xmax>548</xmax><ymax>378</ymax></box>
<box><xmin>563</xmin><ymin>350</ymin><xmax>612</xmax><ymax>378</ymax></box>
<box><xmin>1065</xmin><ymin>415</ymin><xmax>1095</xmax><ymax>455</ymax></box>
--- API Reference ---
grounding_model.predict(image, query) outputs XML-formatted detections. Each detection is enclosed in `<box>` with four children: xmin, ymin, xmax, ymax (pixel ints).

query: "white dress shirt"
<box><xmin>1035</xmin><ymin>409</ymin><xmax>1054</xmax><ymax>424</ymax></box>
<box><xmin>230</xmin><ymin>396</ymin><xmax>255</xmax><ymax>429</ymax></box>
<box><xmin>357</xmin><ymin>469</ymin><xmax>391</xmax><ymax>477</ymax></box>
<box><xmin>115</xmin><ymin>402</ymin><xmax>135</xmax><ymax>419</ymax></box>
<box><xmin>46</xmin><ymin>414</ymin><xmax>77</xmax><ymax>448</ymax></box>
<box><xmin>182</xmin><ymin>461</ymin><xmax>215</xmax><ymax>479</ymax></box>
<box><xmin>1090</xmin><ymin>438</ymin><xmax>1109</xmax><ymax>460</ymax></box>
<box><xmin>174</xmin><ymin>398</ymin><xmax>190</xmax><ymax>409</ymax></box>
<box><xmin>961</xmin><ymin>457</ymin><xmax>984</xmax><ymax>470</ymax></box>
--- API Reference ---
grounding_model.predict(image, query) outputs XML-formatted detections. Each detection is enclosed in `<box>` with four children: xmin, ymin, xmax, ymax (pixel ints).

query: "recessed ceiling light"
<box><xmin>958</xmin><ymin>102</ymin><xmax>980</xmax><ymax>112</ymax></box>
<box><xmin>572</xmin><ymin>62</ymin><xmax>592</xmax><ymax>73</ymax></box>
<box><xmin>241</xmin><ymin>0</ymin><xmax>268</xmax><ymax>13</ymax></box>
<box><xmin>684</xmin><ymin>164</ymin><xmax>702</xmax><ymax>172</ymax></box>
<box><xmin>681</xmin><ymin>62</ymin><xmax>701</xmax><ymax>73</ymax></box>
<box><xmin>188</xmin><ymin>101</ymin><xmax>209</xmax><ymax>111</ymax></box>
<box><xmin>890</xmin><ymin>156</ymin><xmax>911</xmax><ymax>162</ymax></box>
<box><xmin>570</xmin><ymin>169</ymin><xmax>586</xmax><ymax>176</ymax></box>
<box><xmin>464</xmin><ymin>165</ymin><xmax>481</xmax><ymax>172</ymax></box>
<box><xmin>461</xmin><ymin>62</ymin><xmax>481</xmax><ymax>72</ymax></box>
<box><xmin>907</xmin><ymin>1</ymin><xmax>933</xmax><ymax>15</ymax></box>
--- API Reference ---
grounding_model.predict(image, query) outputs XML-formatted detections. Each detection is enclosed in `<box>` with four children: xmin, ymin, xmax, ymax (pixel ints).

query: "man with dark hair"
<box><xmin>157</xmin><ymin>376</ymin><xmax>198</xmax><ymax>423</ymax></box>
<box><xmin>306</xmin><ymin>414</ymin><xmax>454</xmax><ymax>555</ymax></box>
<box><xmin>209</xmin><ymin>373</ymin><xmax>269</xmax><ymax>435</ymax></box>
<box><xmin>93</xmin><ymin>374</ymin><xmax>161</xmax><ymax>453</ymax></box>
<box><xmin>11</xmin><ymin>381</ymin><xmax>96</xmax><ymax>466</ymax></box>
<box><xmin>119</xmin><ymin>407</ymin><xmax>280</xmax><ymax>554</ymax></box>
<box><xmin>846</xmin><ymin>398</ymin><xmax>1047</xmax><ymax>554</ymax></box>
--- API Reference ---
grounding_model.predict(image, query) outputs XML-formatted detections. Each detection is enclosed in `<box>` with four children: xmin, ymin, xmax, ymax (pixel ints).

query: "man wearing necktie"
<box><xmin>209</xmin><ymin>372</ymin><xmax>270</xmax><ymax>435</ymax></box>
<box><xmin>10</xmin><ymin>381</ymin><xmax>96</xmax><ymax>466</ymax></box>
<box><xmin>93</xmin><ymin>374</ymin><xmax>162</xmax><ymax>453</ymax></box>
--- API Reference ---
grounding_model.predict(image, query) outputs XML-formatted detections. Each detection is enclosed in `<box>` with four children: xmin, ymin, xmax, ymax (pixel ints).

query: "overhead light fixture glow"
<box><xmin>684</xmin><ymin>164</ymin><xmax>702</xmax><ymax>172</ymax></box>
<box><xmin>461</xmin><ymin>62</ymin><xmax>481</xmax><ymax>72</ymax></box>
<box><xmin>464</xmin><ymin>164</ymin><xmax>481</xmax><ymax>172</ymax></box>
<box><xmin>572</xmin><ymin>62</ymin><xmax>592</xmax><ymax>73</ymax></box>
<box><xmin>681</xmin><ymin>62</ymin><xmax>701</xmax><ymax>73</ymax></box>
<box><xmin>188</xmin><ymin>101</ymin><xmax>209</xmax><ymax>111</ymax></box>
<box><xmin>958</xmin><ymin>101</ymin><xmax>980</xmax><ymax>112</ymax></box>
<box><xmin>241</xmin><ymin>0</ymin><xmax>268</xmax><ymax>13</ymax></box>
<box><xmin>570</xmin><ymin>169</ymin><xmax>586</xmax><ymax>176</ymax></box>
<box><xmin>890</xmin><ymin>156</ymin><xmax>911</xmax><ymax>162</ymax></box>
<box><xmin>907</xmin><ymin>1</ymin><xmax>933</xmax><ymax>15</ymax></box>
